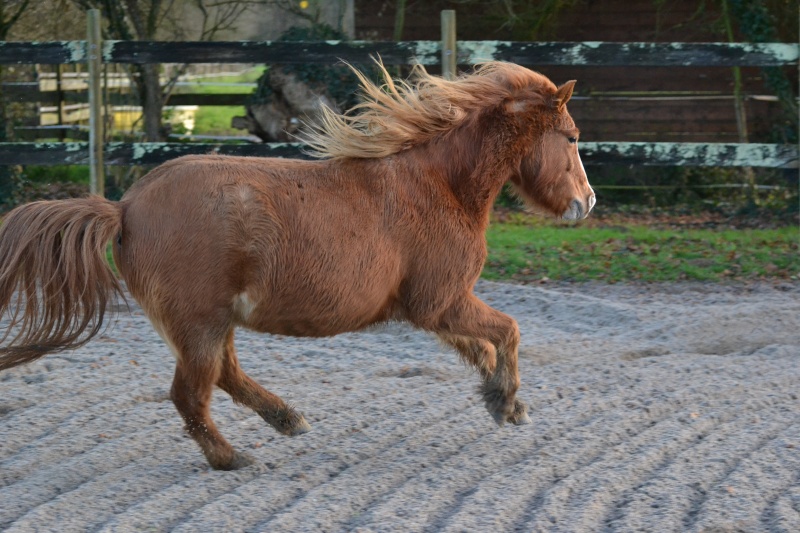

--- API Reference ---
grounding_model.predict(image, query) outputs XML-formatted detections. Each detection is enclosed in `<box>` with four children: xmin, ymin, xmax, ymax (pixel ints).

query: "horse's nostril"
<box><xmin>562</xmin><ymin>199</ymin><xmax>585</xmax><ymax>220</ymax></box>
<box><xmin>571</xmin><ymin>199</ymin><xmax>583</xmax><ymax>219</ymax></box>
<box><xmin>588</xmin><ymin>194</ymin><xmax>596</xmax><ymax>210</ymax></box>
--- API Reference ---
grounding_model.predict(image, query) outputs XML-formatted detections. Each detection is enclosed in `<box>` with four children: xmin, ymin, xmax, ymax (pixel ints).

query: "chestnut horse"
<box><xmin>0</xmin><ymin>62</ymin><xmax>594</xmax><ymax>470</ymax></box>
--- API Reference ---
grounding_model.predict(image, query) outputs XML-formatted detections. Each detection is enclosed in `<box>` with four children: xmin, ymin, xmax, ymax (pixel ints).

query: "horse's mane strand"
<box><xmin>299</xmin><ymin>60</ymin><xmax>556</xmax><ymax>160</ymax></box>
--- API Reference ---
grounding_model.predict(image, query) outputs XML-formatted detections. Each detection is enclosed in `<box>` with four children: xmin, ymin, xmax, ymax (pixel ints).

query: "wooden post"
<box><xmin>87</xmin><ymin>9</ymin><xmax>104</xmax><ymax>196</ymax></box>
<box><xmin>393</xmin><ymin>0</ymin><xmax>406</xmax><ymax>41</ymax></box>
<box><xmin>441</xmin><ymin>10</ymin><xmax>456</xmax><ymax>80</ymax></box>
<box><xmin>55</xmin><ymin>65</ymin><xmax>65</xmax><ymax>141</ymax></box>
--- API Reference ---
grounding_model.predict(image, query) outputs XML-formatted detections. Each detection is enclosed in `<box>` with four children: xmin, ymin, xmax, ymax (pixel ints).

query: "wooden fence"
<box><xmin>0</xmin><ymin>10</ymin><xmax>797</xmax><ymax>195</ymax></box>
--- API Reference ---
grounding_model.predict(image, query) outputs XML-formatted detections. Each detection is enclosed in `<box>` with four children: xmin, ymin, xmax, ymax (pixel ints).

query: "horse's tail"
<box><xmin>0</xmin><ymin>196</ymin><xmax>125</xmax><ymax>371</ymax></box>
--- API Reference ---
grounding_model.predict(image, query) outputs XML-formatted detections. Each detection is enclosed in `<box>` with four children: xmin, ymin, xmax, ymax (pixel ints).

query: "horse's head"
<box><xmin>508</xmin><ymin>79</ymin><xmax>595</xmax><ymax>221</ymax></box>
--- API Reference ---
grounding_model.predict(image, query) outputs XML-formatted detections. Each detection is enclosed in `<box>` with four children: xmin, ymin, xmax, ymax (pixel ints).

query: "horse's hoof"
<box><xmin>511</xmin><ymin>411</ymin><xmax>532</xmax><ymax>425</ymax></box>
<box><xmin>286</xmin><ymin>414</ymin><xmax>311</xmax><ymax>436</ymax></box>
<box><xmin>213</xmin><ymin>450</ymin><xmax>257</xmax><ymax>471</ymax></box>
<box><xmin>274</xmin><ymin>411</ymin><xmax>311</xmax><ymax>436</ymax></box>
<box><xmin>508</xmin><ymin>400</ymin><xmax>532</xmax><ymax>425</ymax></box>
<box><xmin>262</xmin><ymin>407</ymin><xmax>312</xmax><ymax>436</ymax></box>
<box><xmin>488</xmin><ymin>399</ymin><xmax>530</xmax><ymax>426</ymax></box>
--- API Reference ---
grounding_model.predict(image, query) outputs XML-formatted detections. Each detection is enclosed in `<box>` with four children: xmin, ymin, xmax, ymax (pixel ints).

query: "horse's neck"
<box><xmin>402</xmin><ymin>124</ymin><xmax>511</xmax><ymax>225</ymax></box>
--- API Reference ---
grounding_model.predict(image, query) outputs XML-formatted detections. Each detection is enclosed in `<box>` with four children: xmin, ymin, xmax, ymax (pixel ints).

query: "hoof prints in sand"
<box><xmin>1</xmin><ymin>281</ymin><xmax>799</xmax><ymax>532</ymax></box>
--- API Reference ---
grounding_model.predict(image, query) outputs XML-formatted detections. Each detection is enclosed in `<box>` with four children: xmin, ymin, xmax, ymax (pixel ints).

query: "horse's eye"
<box><xmin>568</xmin><ymin>137</ymin><xmax>577</xmax><ymax>144</ymax></box>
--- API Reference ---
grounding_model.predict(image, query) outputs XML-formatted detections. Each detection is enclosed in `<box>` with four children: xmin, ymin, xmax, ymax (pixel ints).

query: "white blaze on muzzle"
<box><xmin>562</xmin><ymin>149</ymin><xmax>594</xmax><ymax>220</ymax></box>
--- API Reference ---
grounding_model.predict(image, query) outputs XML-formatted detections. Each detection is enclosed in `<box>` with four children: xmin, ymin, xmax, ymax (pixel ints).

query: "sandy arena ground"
<box><xmin>1</xmin><ymin>280</ymin><xmax>799</xmax><ymax>532</ymax></box>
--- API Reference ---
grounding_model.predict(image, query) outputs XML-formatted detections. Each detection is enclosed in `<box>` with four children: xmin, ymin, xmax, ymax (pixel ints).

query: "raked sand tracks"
<box><xmin>1</xmin><ymin>280</ymin><xmax>798</xmax><ymax>532</ymax></box>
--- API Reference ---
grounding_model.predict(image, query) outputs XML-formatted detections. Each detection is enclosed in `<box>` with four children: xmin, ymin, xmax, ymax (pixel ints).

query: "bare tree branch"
<box><xmin>121</xmin><ymin>0</ymin><xmax>147</xmax><ymax>38</ymax></box>
<box><xmin>0</xmin><ymin>0</ymin><xmax>31</xmax><ymax>37</ymax></box>
<box><xmin>147</xmin><ymin>0</ymin><xmax>164</xmax><ymax>38</ymax></box>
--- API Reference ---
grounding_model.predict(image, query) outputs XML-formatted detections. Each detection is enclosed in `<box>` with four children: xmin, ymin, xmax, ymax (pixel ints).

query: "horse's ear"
<box><xmin>504</xmin><ymin>91</ymin><xmax>548</xmax><ymax>114</ymax></box>
<box><xmin>553</xmin><ymin>80</ymin><xmax>577</xmax><ymax>111</ymax></box>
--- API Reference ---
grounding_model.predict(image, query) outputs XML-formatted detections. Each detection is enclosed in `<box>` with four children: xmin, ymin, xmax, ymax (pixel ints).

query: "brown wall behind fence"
<box><xmin>356</xmin><ymin>0</ymin><xmax>797</xmax><ymax>145</ymax></box>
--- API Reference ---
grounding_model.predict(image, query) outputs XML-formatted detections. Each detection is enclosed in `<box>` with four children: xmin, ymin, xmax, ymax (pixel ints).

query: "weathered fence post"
<box><xmin>441</xmin><ymin>10</ymin><xmax>456</xmax><ymax>80</ymax></box>
<box><xmin>55</xmin><ymin>65</ymin><xmax>65</xmax><ymax>142</ymax></box>
<box><xmin>87</xmin><ymin>9</ymin><xmax>104</xmax><ymax>196</ymax></box>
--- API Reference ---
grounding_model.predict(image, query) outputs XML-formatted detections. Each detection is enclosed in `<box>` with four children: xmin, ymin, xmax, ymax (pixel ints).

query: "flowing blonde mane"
<box><xmin>299</xmin><ymin>61</ymin><xmax>557</xmax><ymax>159</ymax></box>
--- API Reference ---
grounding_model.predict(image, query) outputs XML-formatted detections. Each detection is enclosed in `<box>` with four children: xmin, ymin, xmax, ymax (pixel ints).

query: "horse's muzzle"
<box><xmin>562</xmin><ymin>194</ymin><xmax>596</xmax><ymax>221</ymax></box>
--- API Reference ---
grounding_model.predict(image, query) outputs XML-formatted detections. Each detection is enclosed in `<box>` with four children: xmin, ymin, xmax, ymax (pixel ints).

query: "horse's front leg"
<box><xmin>433</xmin><ymin>294</ymin><xmax>531</xmax><ymax>426</ymax></box>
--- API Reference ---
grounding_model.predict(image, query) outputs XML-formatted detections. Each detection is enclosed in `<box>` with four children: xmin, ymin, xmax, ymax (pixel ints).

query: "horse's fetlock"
<box><xmin>480</xmin><ymin>380</ymin><xmax>515</xmax><ymax>425</ymax></box>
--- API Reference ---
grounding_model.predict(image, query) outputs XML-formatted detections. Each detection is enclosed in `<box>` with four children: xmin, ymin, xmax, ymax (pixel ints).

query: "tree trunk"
<box><xmin>139</xmin><ymin>64</ymin><xmax>163</xmax><ymax>141</ymax></box>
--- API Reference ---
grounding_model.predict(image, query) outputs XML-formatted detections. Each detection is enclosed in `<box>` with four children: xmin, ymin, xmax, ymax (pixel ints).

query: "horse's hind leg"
<box><xmin>169</xmin><ymin>333</ymin><xmax>255</xmax><ymax>470</ymax></box>
<box><xmin>432</xmin><ymin>295</ymin><xmax>531</xmax><ymax>426</ymax></box>
<box><xmin>217</xmin><ymin>329</ymin><xmax>311</xmax><ymax>436</ymax></box>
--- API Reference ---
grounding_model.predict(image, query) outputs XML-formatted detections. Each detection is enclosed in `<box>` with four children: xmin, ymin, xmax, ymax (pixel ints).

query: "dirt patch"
<box><xmin>1</xmin><ymin>280</ymin><xmax>799</xmax><ymax>532</ymax></box>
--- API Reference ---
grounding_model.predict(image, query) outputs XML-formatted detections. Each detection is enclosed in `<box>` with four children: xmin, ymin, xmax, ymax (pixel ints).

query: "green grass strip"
<box><xmin>193</xmin><ymin>105</ymin><xmax>243</xmax><ymax>136</ymax></box>
<box><xmin>484</xmin><ymin>220</ymin><xmax>799</xmax><ymax>283</ymax></box>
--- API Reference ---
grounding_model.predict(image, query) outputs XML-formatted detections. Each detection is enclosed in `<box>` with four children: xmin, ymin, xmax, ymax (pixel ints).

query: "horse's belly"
<box><xmin>234</xmin><ymin>249</ymin><xmax>400</xmax><ymax>338</ymax></box>
<box><xmin>238</xmin><ymin>287</ymin><xmax>396</xmax><ymax>337</ymax></box>
<box><xmin>230</xmin><ymin>203</ymin><xmax>402</xmax><ymax>337</ymax></box>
